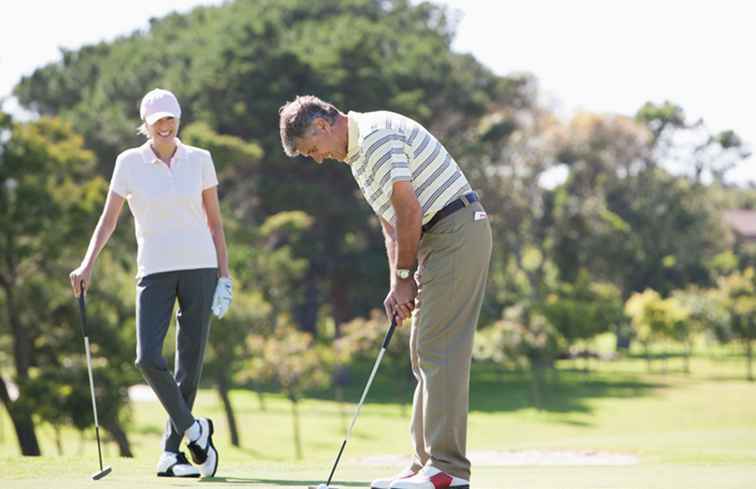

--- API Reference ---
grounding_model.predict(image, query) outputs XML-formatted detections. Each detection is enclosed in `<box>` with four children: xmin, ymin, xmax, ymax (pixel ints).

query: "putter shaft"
<box><xmin>324</xmin><ymin>319</ymin><xmax>396</xmax><ymax>487</ymax></box>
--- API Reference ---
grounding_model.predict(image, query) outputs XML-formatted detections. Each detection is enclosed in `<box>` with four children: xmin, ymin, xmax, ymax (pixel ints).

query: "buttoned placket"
<box><xmin>151</xmin><ymin>146</ymin><xmax>181</xmax><ymax>198</ymax></box>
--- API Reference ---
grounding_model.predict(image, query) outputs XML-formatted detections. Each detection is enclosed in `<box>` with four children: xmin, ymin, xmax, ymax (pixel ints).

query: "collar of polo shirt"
<box><xmin>346</xmin><ymin>111</ymin><xmax>362</xmax><ymax>163</ymax></box>
<box><xmin>140</xmin><ymin>138</ymin><xmax>187</xmax><ymax>164</ymax></box>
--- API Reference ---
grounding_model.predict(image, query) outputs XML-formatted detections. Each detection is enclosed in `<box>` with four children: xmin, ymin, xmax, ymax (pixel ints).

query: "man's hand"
<box><xmin>212</xmin><ymin>277</ymin><xmax>233</xmax><ymax>318</ymax></box>
<box><xmin>384</xmin><ymin>277</ymin><xmax>418</xmax><ymax>324</ymax></box>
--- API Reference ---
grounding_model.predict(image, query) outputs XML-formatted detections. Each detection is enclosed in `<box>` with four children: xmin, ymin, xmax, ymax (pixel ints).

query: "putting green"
<box><xmin>1</xmin><ymin>458</ymin><xmax>756</xmax><ymax>489</ymax></box>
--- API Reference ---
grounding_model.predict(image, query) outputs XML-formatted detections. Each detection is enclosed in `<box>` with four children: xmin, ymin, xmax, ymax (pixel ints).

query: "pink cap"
<box><xmin>140</xmin><ymin>88</ymin><xmax>181</xmax><ymax>125</ymax></box>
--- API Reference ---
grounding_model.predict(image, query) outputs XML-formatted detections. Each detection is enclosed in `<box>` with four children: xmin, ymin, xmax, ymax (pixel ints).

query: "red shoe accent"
<box><xmin>430</xmin><ymin>472</ymin><xmax>453</xmax><ymax>488</ymax></box>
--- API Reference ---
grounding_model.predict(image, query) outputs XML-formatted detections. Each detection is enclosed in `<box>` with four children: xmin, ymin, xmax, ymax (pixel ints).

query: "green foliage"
<box><xmin>0</xmin><ymin>113</ymin><xmax>137</xmax><ymax>455</ymax></box>
<box><xmin>625</xmin><ymin>289</ymin><xmax>691</xmax><ymax>359</ymax></box>
<box><xmin>335</xmin><ymin>310</ymin><xmax>412</xmax><ymax>401</ymax></box>
<box><xmin>540</xmin><ymin>272</ymin><xmax>624</xmax><ymax>345</ymax></box>
<box><xmin>5</xmin><ymin>0</ymin><xmax>756</xmax><ymax>457</ymax></box>
<box><xmin>475</xmin><ymin>306</ymin><xmax>565</xmax><ymax>369</ymax></box>
<box><xmin>711</xmin><ymin>270</ymin><xmax>756</xmax><ymax>380</ymax></box>
<box><xmin>14</xmin><ymin>0</ymin><xmax>506</xmax><ymax>329</ymax></box>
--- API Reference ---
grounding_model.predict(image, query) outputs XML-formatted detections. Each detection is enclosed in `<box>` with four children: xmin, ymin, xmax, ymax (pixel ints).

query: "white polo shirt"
<box><xmin>109</xmin><ymin>139</ymin><xmax>219</xmax><ymax>278</ymax></box>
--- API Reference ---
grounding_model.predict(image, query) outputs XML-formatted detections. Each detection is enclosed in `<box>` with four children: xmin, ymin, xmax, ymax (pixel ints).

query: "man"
<box><xmin>278</xmin><ymin>96</ymin><xmax>492</xmax><ymax>489</ymax></box>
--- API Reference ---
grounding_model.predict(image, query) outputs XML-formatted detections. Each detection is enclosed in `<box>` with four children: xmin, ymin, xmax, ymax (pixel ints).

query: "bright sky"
<box><xmin>2</xmin><ymin>0</ymin><xmax>753</xmax><ymax>181</ymax></box>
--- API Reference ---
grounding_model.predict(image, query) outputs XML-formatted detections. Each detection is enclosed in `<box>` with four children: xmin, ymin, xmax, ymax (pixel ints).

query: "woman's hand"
<box><xmin>69</xmin><ymin>264</ymin><xmax>93</xmax><ymax>297</ymax></box>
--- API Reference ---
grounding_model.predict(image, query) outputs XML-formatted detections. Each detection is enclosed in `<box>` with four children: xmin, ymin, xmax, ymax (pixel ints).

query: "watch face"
<box><xmin>397</xmin><ymin>269</ymin><xmax>410</xmax><ymax>279</ymax></box>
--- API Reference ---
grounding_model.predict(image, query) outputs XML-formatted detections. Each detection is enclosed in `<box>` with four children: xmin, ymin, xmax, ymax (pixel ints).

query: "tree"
<box><xmin>14</xmin><ymin>0</ymin><xmax>506</xmax><ymax>330</ymax></box>
<box><xmin>474</xmin><ymin>306</ymin><xmax>564</xmax><ymax>409</ymax></box>
<box><xmin>672</xmin><ymin>286</ymin><xmax>729</xmax><ymax>374</ymax></box>
<box><xmin>625</xmin><ymin>289</ymin><xmax>690</xmax><ymax>372</ymax></box>
<box><xmin>335</xmin><ymin>310</ymin><xmax>412</xmax><ymax>417</ymax></box>
<box><xmin>0</xmin><ymin>114</ymin><xmax>124</xmax><ymax>455</ymax></box>
<box><xmin>540</xmin><ymin>272</ymin><xmax>624</xmax><ymax>370</ymax></box>
<box><xmin>553</xmin><ymin>112</ymin><xmax>727</xmax><ymax>299</ymax></box>
<box><xmin>636</xmin><ymin>101</ymin><xmax>751</xmax><ymax>184</ymax></box>
<box><xmin>245</xmin><ymin>320</ymin><xmax>335</xmax><ymax>460</ymax></box>
<box><xmin>712</xmin><ymin>269</ymin><xmax>756</xmax><ymax>381</ymax></box>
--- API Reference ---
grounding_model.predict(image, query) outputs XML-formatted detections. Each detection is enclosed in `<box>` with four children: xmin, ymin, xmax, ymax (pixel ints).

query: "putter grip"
<box><xmin>381</xmin><ymin>318</ymin><xmax>397</xmax><ymax>349</ymax></box>
<box><xmin>78</xmin><ymin>292</ymin><xmax>89</xmax><ymax>338</ymax></box>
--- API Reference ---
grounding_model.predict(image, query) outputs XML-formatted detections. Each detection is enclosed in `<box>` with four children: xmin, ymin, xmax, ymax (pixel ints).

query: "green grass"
<box><xmin>2</xmin><ymin>355</ymin><xmax>756</xmax><ymax>488</ymax></box>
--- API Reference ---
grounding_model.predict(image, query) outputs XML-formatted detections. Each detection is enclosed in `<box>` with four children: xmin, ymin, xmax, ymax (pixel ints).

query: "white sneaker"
<box><xmin>156</xmin><ymin>451</ymin><xmax>200</xmax><ymax>478</ymax></box>
<box><xmin>371</xmin><ymin>467</ymin><xmax>417</xmax><ymax>489</ymax></box>
<box><xmin>198</xmin><ymin>444</ymin><xmax>218</xmax><ymax>478</ymax></box>
<box><xmin>389</xmin><ymin>465</ymin><xmax>469</xmax><ymax>489</ymax></box>
<box><xmin>186</xmin><ymin>417</ymin><xmax>218</xmax><ymax>478</ymax></box>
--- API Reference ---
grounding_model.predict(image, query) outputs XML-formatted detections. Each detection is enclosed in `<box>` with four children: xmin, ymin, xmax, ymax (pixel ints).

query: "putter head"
<box><xmin>307</xmin><ymin>485</ymin><xmax>337</xmax><ymax>489</ymax></box>
<box><xmin>91</xmin><ymin>466</ymin><xmax>112</xmax><ymax>480</ymax></box>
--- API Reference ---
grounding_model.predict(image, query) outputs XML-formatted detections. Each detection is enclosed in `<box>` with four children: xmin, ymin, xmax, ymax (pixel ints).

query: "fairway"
<box><xmin>2</xmin><ymin>355</ymin><xmax>756</xmax><ymax>489</ymax></box>
<box><xmin>2</xmin><ymin>460</ymin><xmax>756</xmax><ymax>489</ymax></box>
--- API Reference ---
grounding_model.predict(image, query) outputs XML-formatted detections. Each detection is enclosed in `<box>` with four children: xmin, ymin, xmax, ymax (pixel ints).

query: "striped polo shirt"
<box><xmin>346</xmin><ymin>111</ymin><xmax>472</xmax><ymax>225</ymax></box>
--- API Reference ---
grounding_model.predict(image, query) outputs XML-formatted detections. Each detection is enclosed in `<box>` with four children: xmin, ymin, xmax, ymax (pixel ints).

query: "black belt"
<box><xmin>422</xmin><ymin>192</ymin><xmax>479</xmax><ymax>234</ymax></box>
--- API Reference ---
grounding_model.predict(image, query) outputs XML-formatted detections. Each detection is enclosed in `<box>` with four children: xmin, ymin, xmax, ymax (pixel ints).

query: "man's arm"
<box><xmin>382</xmin><ymin>181</ymin><xmax>422</xmax><ymax>322</ymax></box>
<box><xmin>379</xmin><ymin>217</ymin><xmax>398</xmax><ymax>286</ymax></box>
<box><xmin>390</xmin><ymin>181</ymin><xmax>422</xmax><ymax>272</ymax></box>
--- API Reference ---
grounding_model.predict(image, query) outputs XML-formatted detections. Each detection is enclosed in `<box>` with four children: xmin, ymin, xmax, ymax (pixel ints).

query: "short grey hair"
<box><xmin>279</xmin><ymin>95</ymin><xmax>339</xmax><ymax>156</ymax></box>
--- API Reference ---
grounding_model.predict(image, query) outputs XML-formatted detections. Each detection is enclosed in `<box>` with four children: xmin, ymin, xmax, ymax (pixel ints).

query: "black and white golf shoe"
<box><xmin>186</xmin><ymin>417</ymin><xmax>218</xmax><ymax>478</ymax></box>
<box><xmin>156</xmin><ymin>451</ymin><xmax>200</xmax><ymax>478</ymax></box>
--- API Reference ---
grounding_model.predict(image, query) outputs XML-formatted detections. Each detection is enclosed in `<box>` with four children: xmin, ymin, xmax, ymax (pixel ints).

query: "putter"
<box><xmin>77</xmin><ymin>289</ymin><xmax>113</xmax><ymax>480</ymax></box>
<box><xmin>308</xmin><ymin>317</ymin><xmax>398</xmax><ymax>489</ymax></box>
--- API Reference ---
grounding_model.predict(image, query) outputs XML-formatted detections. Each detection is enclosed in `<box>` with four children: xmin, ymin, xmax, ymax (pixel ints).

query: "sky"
<box><xmin>1</xmin><ymin>0</ymin><xmax>753</xmax><ymax>181</ymax></box>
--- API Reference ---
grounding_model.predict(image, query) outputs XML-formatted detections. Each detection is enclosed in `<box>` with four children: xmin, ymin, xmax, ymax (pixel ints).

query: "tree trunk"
<box><xmin>254</xmin><ymin>384</ymin><xmax>267</xmax><ymax>412</ymax></box>
<box><xmin>0</xmin><ymin>377</ymin><xmax>41</xmax><ymax>456</ymax></box>
<box><xmin>216</xmin><ymin>375</ymin><xmax>240</xmax><ymax>447</ymax></box>
<box><xmin>529</xmin><ymin>358</ymin><xmax>545</xmax><ymax>411</ymax></box>
<box><xmin>290</xmin><ymin>395</ymin><xmax>303</xmax><ymax>460</ymax></box>
<box><xmin>334</xmin><ymin>385</ymin><xmax>347</xmax><ymax>436</ymax></box>
<box><xmin>101</xmin><ymin>417</ymin><xmax>132</xmax><ymax>457</ymax></box>
<box><xmin>54</xmin><ymin>425</ymin><xmax>63</xmax><ymax>456</ymax></box>
<box><xmin>683</xmin><ymin>342</ymin><xmax>691</xmax><ymax>374</ymax></box>
<box><xmin>295</xmin><ymin>274</ymin><xmax>319</xmax><ymax>334</ymax></box>
<box><xmin>329</xmin><ymin>275</ymin><xmax>351</xmax><ymax>335</ymax></box>
<box><xmin>746</xmin><ymin>340</ymin><xmax>753</xmax><ymax>382</ymax></box>
<box><xmin>3</xmin><ymin>282</ymin><xmax>33</xmax><ymax>380</ymax></box>
<box><xmin>645</xmin><ymin>344</ymin><xmax>652</xmax><ymax>372</ymax></box>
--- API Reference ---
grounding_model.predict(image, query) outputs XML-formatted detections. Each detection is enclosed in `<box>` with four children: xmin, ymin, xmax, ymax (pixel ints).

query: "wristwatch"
<box><xmin>396</xmin><ymin>268</ymin><xmax>412</xmax><ymax>280</ymax></box>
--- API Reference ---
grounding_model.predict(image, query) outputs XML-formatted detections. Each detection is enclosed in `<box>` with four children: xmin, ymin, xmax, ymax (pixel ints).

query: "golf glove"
<box><xmin>212</xmin><ymin>277</ymin><xmax>233</xmax><ymax>318</ymax></box>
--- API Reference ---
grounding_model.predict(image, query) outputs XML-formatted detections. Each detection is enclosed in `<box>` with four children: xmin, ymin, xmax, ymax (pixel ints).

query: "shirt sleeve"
<box><xmin>109</xmin><ymin>153</ymin><xmax>130</xmax><ymax>198</ymax></box>
<box><xmin>364</xmin><ymin>130</ymin><xmax>412</xmax><ymax>200</ymax></box>
<box><xmin>202</xmin><ymin>151</ymin><xmax>219</xmax><ymax>190</ymax></box>
<box><xmin>386</xmin><ymin>135</ymin><xmax>411</xmax><ymax>184</ymax></box>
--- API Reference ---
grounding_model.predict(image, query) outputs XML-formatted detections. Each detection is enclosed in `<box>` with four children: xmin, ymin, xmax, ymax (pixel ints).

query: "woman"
<box><xmin>69</xmin><ymin>88</ymin><xmax>231</xmax><ymax>478</ymax></box>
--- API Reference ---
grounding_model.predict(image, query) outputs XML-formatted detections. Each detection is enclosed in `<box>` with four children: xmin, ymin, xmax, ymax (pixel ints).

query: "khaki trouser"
<box><xmin>409</xmin><ymin>201</ymin><xmax>492</xmax><ymax>481</ymax></box>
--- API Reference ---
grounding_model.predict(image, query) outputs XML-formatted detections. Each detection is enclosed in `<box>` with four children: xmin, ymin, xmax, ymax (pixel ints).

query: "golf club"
<box><xmin>308</xmin><ymin>317</ymin><xmax>398</xmax><ymax>489</ymax></box>
<box><xmin>77</xmin><ymin>289</ymin><xmax>112</xmax><ymax>481</ymax></box>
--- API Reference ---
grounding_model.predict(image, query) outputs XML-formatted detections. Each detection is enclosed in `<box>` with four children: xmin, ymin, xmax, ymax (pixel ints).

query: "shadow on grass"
<box><xmin>302</xmin><ymin>360</ymin><xmax>667</xmax><ymax>420</ymax></box>
<box><xmin>469</xmin><ymin>365</ymin><xmax>667</xmax><ymax>415</ymax></box>
<box><xmin>200</xmin><ymin>476</ymin><xmax>368</xmax><ymax>487</ymax></box>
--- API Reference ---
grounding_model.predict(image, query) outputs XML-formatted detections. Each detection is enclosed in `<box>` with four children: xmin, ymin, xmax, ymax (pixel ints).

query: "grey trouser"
<box><xmin>409</xmin><ymin>201</ymin><xmax>492</xmax><ymax>481</ymax></box>
<box><xmin>135</xmin><ymin>268</ymin><xmax>217</xmax><ymax>453</ymax></box>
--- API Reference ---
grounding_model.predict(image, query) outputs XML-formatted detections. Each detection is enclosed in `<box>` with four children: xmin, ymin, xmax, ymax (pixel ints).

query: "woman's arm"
<box><xmin>69</xmin><ymin>190</ymin><xmax>125</xmax><ymax>296</ymax></box>
<box><xmin>202</xmin><ymin>186</ymin><xmax>230</xmax><ymax>278</ymax></box>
